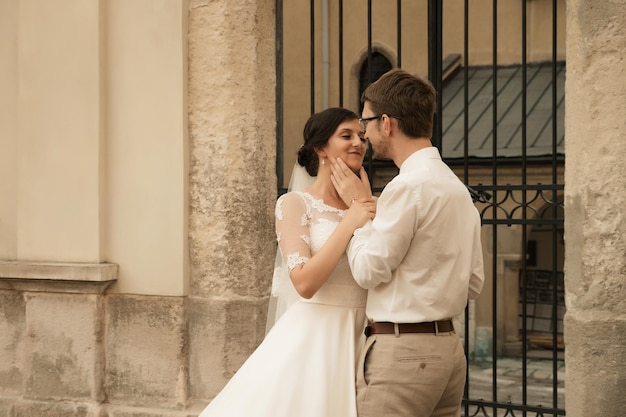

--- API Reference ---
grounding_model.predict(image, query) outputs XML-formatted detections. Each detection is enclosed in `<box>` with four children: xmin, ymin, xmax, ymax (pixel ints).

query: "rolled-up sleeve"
<box><xmin>468</xmin><ymin>208</ymin><xmax>485</xmax><ymax>300</ymax></box>
<box><xmin>347</xmin><ymin>180</ymin><xmax>417</xmax><ymax>289</ymax></box>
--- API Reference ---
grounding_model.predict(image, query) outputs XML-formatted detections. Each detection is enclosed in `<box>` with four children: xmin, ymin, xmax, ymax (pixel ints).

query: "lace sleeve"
<box><xmin>275</xmin><ymin>192</ymin><xmax>311</xmax><ymax>272</ymax></box>
<box><xmin>266</xmin><ymin>191</ymin><xmax>311</xmax><ymax>334</ymax></box>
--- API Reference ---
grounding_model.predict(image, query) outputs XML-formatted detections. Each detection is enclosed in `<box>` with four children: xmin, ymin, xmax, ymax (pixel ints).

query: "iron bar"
<box><xmin>464</xmin><ymin>398</ymin><xmax>565</xmax><ymax>416</ymax></box>
<box><xmin>551</xmin><ymin>0</ymin><xmax>561</xmax><ymax>409</ymax></box>
<box><xmin>463</xmin><ymin>3</ymin><xmax>471</xmax><ymax>417</ymax></box>
<box><xmin>397</xmin><ymin>0</ymin><xmax>402</xmax><ymax>68</ymax></box>
<box><xmin>338</xmin><ymin>0</ymin><xmax>344</xmax><ymax>106</ymax></box>
<box><xmin>491</xmin><ymin>1</ymin><xmax>499</xmax><ymax>414</ymax></box>
<box><xmin>276</xmin><ymin>0</ymin><xmax>284</xmax><ymax>192</ymax></box>
<box><xmin>310</xmin><ymin>0</ymin><xmax>315</xmax><ymax>114</ymax></box>
<box><xmin>521</xmin><ymin>2</ymin><xmax>529</xmax><ymax>411</ymax></box>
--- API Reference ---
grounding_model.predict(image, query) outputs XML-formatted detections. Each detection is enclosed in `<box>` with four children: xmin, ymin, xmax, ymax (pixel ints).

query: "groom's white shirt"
<box><xmin>347</xmin><ymin>147</ymin><xmax>484</xmax><ymax>323</ymax></box>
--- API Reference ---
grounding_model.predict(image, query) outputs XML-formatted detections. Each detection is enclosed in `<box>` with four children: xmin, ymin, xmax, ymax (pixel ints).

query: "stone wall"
<box><xmin>564</xmin><ymin>0</ymin><xmax>626</xmax><ymax>416</ymax></box>
<box><xmin>185</xmin><ymin>0</ymin><xmax>277</xmax><ymax>404</ymax></box>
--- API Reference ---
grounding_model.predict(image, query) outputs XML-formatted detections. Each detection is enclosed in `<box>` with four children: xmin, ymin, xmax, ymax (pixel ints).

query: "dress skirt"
<box><xmin>199</xmin><ymin>293</ymin><xmax>366</xmax><ymax>417</ymax></box>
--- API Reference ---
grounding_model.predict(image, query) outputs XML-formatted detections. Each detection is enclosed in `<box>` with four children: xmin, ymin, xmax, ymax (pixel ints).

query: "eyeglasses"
<box><xmin>358</xmin><ymin>115</ymin><xmax>402</xmax><ymax>132</ymax></box>
<box><xmin>358</xmin><ymin>116</ymin><xmax>381</xmax><ymax>132</ymax></box>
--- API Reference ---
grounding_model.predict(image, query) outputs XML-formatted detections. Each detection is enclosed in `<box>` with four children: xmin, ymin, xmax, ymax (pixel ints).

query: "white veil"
<box><xmin>265</xmin><ymin>163</ymin><xmax>316</xmax><ymax>334</ymax></box>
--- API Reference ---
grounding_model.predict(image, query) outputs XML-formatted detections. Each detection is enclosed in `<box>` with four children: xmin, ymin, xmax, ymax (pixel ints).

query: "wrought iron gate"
<box><xmin>276</xmin><ymin>1</ymin><xmax>565</xmax><ymax>416</ymax></box>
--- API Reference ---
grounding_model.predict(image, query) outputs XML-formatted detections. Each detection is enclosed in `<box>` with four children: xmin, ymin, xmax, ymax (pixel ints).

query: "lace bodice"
<box><xmin>275</xmin><ymin>191</ymin><xmax>366</xmax><ymax>307</ymax></box>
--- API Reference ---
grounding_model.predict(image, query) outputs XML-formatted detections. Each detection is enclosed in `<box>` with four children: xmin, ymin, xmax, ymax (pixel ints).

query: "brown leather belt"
<box><xmin>365</xmin><ymin>320</ymin><xmax>454</xmax><ymax>336</ymax></box>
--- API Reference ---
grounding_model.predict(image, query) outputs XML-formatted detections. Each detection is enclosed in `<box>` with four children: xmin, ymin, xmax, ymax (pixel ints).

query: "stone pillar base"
<box><xmin>565</xmin><ymin>313</ymin><xmax>626</xmax><ymax>416</ymax></box>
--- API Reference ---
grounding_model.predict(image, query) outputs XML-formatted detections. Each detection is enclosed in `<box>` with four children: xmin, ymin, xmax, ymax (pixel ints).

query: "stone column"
<box><xmin>186</xmin><ymin>0</ymin><xmax>278</xmax><ymax>405</ymax></box>
<box><xmin>564</xmin><ymin>1</ymin><xmax>626</xmax><ymax>416</ymax></box>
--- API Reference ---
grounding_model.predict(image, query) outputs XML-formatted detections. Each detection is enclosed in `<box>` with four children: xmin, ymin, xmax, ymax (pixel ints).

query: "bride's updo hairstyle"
<box><xmin>298</xmin><ymin>107</ymin><xmax>359</xmax><ymax>176</ymax></box>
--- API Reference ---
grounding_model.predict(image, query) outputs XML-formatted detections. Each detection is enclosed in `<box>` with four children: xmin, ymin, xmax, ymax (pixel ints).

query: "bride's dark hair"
<box><xmin>297</xmin><ymin>107</ymin><xmax>359</xmax><ymax>176</ymax></box>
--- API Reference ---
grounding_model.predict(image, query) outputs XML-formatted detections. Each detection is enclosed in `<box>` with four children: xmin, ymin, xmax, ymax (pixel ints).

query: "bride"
<box><xmin>198</xmin><ymin>107</ymin><xmax>376</xmax><ymax>417</ymax></box>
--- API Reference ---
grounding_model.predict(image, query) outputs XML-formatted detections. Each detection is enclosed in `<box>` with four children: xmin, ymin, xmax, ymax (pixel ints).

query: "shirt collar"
<box><xmin>399</xmin><ymin>146</ymin><xmax>442</xmax><ymax>172</ymax></box>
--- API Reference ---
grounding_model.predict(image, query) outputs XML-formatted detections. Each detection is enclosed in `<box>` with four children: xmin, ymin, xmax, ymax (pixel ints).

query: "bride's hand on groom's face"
<box><xmin>330</xmin><ymin>158</ymin><xmax>373</xmax><ymax>207</ymax></box>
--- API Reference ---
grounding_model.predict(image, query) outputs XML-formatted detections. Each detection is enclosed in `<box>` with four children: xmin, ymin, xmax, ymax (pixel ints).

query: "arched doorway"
<box><xmin>358</xmin><ymin>51</ymin><xmax>392</xmax><ymax>112</ymax></box>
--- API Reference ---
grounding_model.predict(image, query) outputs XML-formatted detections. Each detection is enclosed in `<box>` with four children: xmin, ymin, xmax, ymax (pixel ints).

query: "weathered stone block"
<box><xmin>0</xmin><ymin>291</ymin><xmax>25</xmax><ymax>396</ymax></box>
<box><xmin>106</xmin><ymin>295</ymin><xmax>186</xmax><ymax>409</ymax></box>
<box><xmin>23</xmin><ymin>293</ymin><xmax>104</xmax><ymax>402</ymax></box>
<box><xmin>0</xmin><ymin>397</ymin><xmax>16</xmax><ymax>417</ymax></box>
<box><xmin>187</xmin><ymin>296</ymin><xmax>267</xmax><ymax>401</ymax></box>
<box><xmin>564</xmin><ymin>313</ymin><xmax>626</xmax><ymax>416</ymax></box>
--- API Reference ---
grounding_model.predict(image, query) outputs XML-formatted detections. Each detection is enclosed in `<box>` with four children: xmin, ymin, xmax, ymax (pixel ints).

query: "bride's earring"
<box><xmin>321</xmin><ymin>158</ymin><xmax>325</xmax><ymax>165</ymax></box>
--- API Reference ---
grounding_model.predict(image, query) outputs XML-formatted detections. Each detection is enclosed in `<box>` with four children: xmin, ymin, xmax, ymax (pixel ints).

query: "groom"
<box><xmin>332</xmin><ymin>69</ymin><xmax>484</xmax><ymax>417</ymax></box>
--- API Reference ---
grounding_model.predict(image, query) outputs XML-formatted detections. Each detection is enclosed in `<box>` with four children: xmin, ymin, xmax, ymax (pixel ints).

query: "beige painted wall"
<box><xmin>0</xmin><ymin>2</ymin><xmax>18</xmax><ymax>261</ymax></box>
<box><xmin>0</xmin><ymin>0</ymin><xmax>189</xmax><ymax>296</ymax></box>
<box><xmin>16</xmin><ymin>0</ymin><xmax>104</xmax><ymax>262</ymax></box>
<box><xmin>105</xmin><ymin>0</ymin><xmax>189</xmax><ymax>296</ymax></box>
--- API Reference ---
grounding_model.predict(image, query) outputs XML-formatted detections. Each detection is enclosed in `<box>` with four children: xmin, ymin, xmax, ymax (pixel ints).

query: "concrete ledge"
<box><xmin>0</xmin><ymin>398</ymin><xmax>203</xmax><ymax>417</ymax></box>
<box><xmin>12</xmin><ymin>399</ymin><xmax>102</xmax><ymax>417</ymax></box>
<box><xmin>0</xmin><ymin>261</ymin><xmax>118</xmax><ymax>294</ymax></box>
<box><xmin>0</xmin><ymin>398</ymin><xmax>15</xmax><ymax>417</ymax></box>
<box><xmin>104</xmin><ymin>403</ymin><xmax>200</xmax><ymax>417</ymax></box>
<box><xmin>0</xmin><ymin>261</ymin><xmax>118</xmax><ymax>281</ymax></box>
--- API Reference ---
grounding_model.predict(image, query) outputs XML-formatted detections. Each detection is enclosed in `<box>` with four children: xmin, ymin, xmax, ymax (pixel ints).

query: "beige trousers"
<box><xmin>356</xmin><ymin>331</ymin><xmax>466</xmax><ymax>417</ymax></box>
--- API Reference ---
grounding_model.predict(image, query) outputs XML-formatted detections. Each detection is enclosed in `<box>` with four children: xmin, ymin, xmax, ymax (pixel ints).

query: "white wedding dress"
<box><xmin>199</xmin><ymin>191</ymin><xmax>367</xmax><ymax>417</ymax></box>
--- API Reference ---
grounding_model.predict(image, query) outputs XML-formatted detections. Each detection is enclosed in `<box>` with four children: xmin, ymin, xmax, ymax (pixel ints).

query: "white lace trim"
<box><xmin>286</xmin><ymin>252</ymin><xmax>309</xmax><ymax>271</ymax></box>
<box><xmin>297</xmin><ymin>192</ymin><xmax>346</xmax><ymax>217</ymax></box>
<box><xmin>277</xmin><ymin>191</ymin><xmax>345</xmax><ymax>273</ymax></box>
<box><xmin>275</xmin><ymin>196</ymin><xmax>285</xmax><ymax>220</ymax></box>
